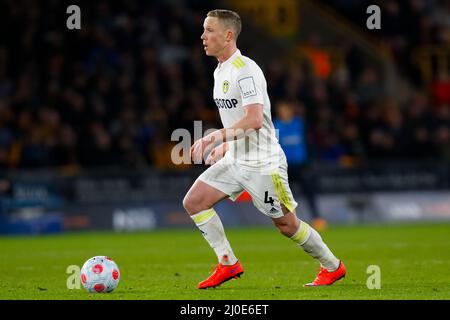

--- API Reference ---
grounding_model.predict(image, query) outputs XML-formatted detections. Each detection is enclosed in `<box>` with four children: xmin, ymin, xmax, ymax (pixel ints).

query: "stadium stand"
<box><xmin>0</xmin><ymin>0</ymin><xmax>448</xmax><ymax>173</ymax></box>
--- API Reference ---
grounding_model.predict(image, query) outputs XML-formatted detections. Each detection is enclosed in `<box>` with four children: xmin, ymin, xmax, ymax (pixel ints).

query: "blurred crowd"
<box><xmin>327</xmin><ymin>0</ymin><xmax>450</xmax><ymax>85</ymax></box>
<box><xmin>0</xmin><ymin>0</ymin><xmax>449</xmax><ymax>172</ymax></box>
<box><xmin>276</xmin><ymin>0</ymin><xmax>450</xmax><ymax>166</ymax></box>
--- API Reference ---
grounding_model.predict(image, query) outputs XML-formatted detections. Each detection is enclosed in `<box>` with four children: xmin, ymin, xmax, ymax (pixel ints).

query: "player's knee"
<box><xmin>273</xmin><ymin>219</ymin><xmax>297</xmax><ymax>238</ymax></box>
<box><xmin>277</xmin><ymin>224</ymin><xmax>292</xmax><ymax>237</ymax></box>
<box><xmin>273</xmin><ymin>220</ymin><xmax>287</xmax><ymax>235</ymax></box>
<box><xmin>182</xmin><ymin>194</ymin><xmax>195</xmax><ymax>215</ymax></box>
<box><xmin>182</xmin><ymin>193</ymin><xmax>205</xmax><ymax>215</ymax></box>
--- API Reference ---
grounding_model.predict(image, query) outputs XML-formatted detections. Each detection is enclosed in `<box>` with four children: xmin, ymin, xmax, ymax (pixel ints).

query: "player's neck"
<box><xmin>217</xmin><ymin>45</ymin><xmax>238</xmax><ymax>64</ymax></box>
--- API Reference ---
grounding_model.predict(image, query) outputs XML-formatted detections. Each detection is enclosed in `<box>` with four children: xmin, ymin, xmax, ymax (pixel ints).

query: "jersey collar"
<box><xmin>218</xmin><ymin>49</ymin><xmax>241</xmax><ymax>70</ymax></box>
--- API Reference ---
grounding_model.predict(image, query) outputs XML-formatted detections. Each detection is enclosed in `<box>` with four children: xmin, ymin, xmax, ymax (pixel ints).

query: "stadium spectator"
<box><xmin>274</xmin><ymin>100</ymin><xmax>328</xmax><ymax>230</ymax></box>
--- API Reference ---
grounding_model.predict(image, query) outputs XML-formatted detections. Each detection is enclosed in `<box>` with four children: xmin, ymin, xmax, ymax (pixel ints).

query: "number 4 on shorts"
<box><xmin>264</xmin><ymin>191</ymin><xmax>274</xmax><ymax>206</ymax></box>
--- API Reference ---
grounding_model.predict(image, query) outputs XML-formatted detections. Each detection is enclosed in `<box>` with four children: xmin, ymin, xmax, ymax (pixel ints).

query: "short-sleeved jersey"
<box><xmin>213</xmin><ymin>49</ymin><xmax>284</xmax><ymax>172</ymax></box>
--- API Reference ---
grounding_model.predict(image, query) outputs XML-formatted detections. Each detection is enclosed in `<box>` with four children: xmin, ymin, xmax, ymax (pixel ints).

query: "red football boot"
<box><xmin>198</xmin><ymin>260</ymin><xmax>244</xmax><ymax>289</ymax></box>
<box><xmin>304</xmin><ymin>261</ymin><xmax>346</xmax><ymax>287</ymax></box>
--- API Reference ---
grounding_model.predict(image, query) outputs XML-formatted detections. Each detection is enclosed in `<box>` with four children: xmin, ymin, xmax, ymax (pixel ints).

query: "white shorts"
<box><xmin>197</xmin><ymin>156</ymin><xmax>298</xmax><ymax>219</ymax></box>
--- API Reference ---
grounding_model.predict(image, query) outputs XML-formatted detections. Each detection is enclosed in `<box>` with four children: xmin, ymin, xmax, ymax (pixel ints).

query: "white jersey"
<box><xmin>213</xmin><ymin>49</ymin><xmax>284</xmax><ymax>172</ymax></box>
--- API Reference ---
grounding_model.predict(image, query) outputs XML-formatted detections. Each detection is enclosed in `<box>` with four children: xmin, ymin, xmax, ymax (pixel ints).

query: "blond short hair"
<box><xmin>207</xmin><ymin>9</ymin><xmax>242</xmax><ymax>40</ymax></box>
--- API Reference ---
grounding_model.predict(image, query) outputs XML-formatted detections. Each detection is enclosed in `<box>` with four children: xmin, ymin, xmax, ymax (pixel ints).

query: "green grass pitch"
<box><xmin>0</xmin><ymin>222</ymin><xmax>449</xmax><ymax>300</ymax></box>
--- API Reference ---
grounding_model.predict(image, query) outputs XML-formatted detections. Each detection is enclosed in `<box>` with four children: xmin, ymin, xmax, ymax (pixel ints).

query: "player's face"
<box><xmin>201</xmin><ymin>17</ymin><xmax>227</xmax><ymax>57</ymax></box>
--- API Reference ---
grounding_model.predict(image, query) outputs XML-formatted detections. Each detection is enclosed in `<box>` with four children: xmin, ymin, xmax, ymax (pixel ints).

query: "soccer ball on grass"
<box><xmin>80</xmin><ymin>256</ymin><xmax>120</xmax><ymax>293</ymax></box>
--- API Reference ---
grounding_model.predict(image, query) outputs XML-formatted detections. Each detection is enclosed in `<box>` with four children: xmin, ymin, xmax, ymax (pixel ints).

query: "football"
<box><xmin>80</xmin><ymin>256</ymin><xmax>120</xmax><ymax>293</ymax></box>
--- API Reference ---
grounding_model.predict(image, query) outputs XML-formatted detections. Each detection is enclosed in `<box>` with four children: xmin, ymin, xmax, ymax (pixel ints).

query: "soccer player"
<box><xmin>183</xmin><ymin>9</ymin><xmax>346</xmax><ymax>289</ymax></box>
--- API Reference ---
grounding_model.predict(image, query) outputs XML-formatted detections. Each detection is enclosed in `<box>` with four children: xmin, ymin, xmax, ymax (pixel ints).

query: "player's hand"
<box><xmin>205</xmin><ymin>142</ymin><xmax>228</xmax><ymax>165</ymax></box>
<box><xmin>190</xmin><ymin>136</ymin><xmax>214</xmax><ymax>164</ymax></box>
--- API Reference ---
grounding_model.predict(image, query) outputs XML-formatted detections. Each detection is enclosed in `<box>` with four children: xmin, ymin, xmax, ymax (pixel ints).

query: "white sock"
<box><xmin>290</xmin><ymin>220</ymin><xmax>340</xmax><ymax>272</ymax></box>
<box><xmin>191</xmin><ymin>208</ymin><xmax>238</xmax><ymax>265</ymax></box>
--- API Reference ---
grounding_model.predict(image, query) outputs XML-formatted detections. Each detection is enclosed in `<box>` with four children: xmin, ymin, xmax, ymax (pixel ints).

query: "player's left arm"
<box><xmin>191</xmin><ymin>64</ymin><xmax>265</xmax><ymax>162</ymax></box>
<box><xmin>191</xmin><ymin>104</ymin><xmax>263</xmax><ymax>163</ymax></box>
<box><xmin>203</xmin><ymin>104</ymin><xmax>263</xmax><ymax>164</ymax></box>
<box><xmin>216</xmin><ymin>102</ymin><xmax>264</xmax><ymax>138</ymax></box>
